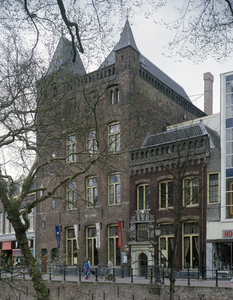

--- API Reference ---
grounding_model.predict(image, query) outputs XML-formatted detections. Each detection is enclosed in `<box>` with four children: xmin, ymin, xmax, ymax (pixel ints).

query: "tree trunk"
<box><xmin>14</xmin><ymin>228</ymin><xmax>49</xmax><ymax>300</ymax></box>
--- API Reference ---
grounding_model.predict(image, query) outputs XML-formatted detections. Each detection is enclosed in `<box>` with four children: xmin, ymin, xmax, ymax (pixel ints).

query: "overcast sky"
<box><xmin>117</xmin><ymin>2</ymin><xmax>233</xmax><ymax>115</ymax></box>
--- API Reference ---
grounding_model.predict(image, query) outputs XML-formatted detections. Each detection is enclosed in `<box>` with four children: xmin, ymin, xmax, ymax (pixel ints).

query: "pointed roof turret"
<box><xmin>99</xmin><ymin>19</ymin><xmax>139</xmax><ymax>69</ymax></box>
<box><xmin>47</xmin><ymin>37</ymin><xmax>86</xmax><ymax>76</ymax></box>
<box><xmin>114</xmin><ymin>19</ymin><xmax>139</xmax><ymax>53</ymax></box>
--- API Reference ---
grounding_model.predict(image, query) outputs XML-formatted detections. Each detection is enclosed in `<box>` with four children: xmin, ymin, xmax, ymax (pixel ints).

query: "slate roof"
<box><xmin>99</xmin><ymin>20</ymin><xmax>191</xmax><ymax>102</ymax></box>
<box><xmin>47</xmin><ymin>37</ymin><xmax>86</xmax><ymax>76</ymax></box>
<box><xmin>143</xmin><ymin>121</ymin><xmax>219</xmax><ymax>149</ymax></box>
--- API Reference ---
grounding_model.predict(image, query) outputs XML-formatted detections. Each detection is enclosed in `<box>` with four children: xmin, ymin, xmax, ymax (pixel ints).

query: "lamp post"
<box><xmin>149</xmin><ymin>223</ymin><xmax>161</xmax><ymax>283</ymax></box>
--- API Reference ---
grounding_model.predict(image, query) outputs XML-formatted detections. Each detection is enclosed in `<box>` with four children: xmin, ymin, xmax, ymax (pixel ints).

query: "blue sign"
<box><xmin>55</xmin><ymin>226</ymin><xmax>60</xmax><ymax>249</ymax></box>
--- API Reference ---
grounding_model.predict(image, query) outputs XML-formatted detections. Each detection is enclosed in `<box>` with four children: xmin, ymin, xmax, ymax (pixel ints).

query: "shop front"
<box><xmin>206</xmin><ymin>230</ymin><xmax>233</xmax><ymax>278</ymax></box>
<box><xmin>0</xmin><ymin>240</ymin><xmax>34</xmax><ymax>269</ymax></box>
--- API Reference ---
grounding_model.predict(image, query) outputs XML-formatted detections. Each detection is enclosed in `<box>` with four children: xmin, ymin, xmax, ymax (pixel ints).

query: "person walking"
<box><xmin>107</xmin><ymin>258</ymin><xmax>113</xmax><ymax>280</ymax></box>
<box><xmin>83</xmin><ymin>258</ymin><xmax>90</xmax><ymax>280</ymax></box>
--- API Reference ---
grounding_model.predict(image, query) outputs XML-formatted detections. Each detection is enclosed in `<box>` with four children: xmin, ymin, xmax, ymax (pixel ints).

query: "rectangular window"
<box><xmin>183</xmin><ymin>222</ymin><xmax>199</xmax><ymax>269</ymax></box>
<box><xmin>136</xmin><ymin>223</ymin><xmax>149</xmax><ymax>241</ymax></box>
<box><xmin>108</xmin><ymin>225</ymin><xmax>121</xmax><ymax>266</ymax></box>
<box><xmin>184</xmin><ymin>177</ymin><xmax>199</xmax><ymax>206</ymax></box>
<box><xmin>28</xmin><ymin>209</ymin><xmax>34</xmax><ymax>231</ymax></box>
<box><xmin>208</xmin><ymin>173</ymin><xmax>219</xmax><ymax>203</ymax></box>
<box><xmin>109</xmin><ymin>173</ymin><xmax>120</xmax><ymax>205</ymax></box>
<box><xmin>159</xmin><ymin>223</ymin><xmax>174</xmax><ymax>268</ymax></box>
<box><xmin>66</xmin><ymin>227</ymin><xmax>77</xmax><ymax>266</ymax></box>
<box><xmin>5</xmin><ymin>213</ymin><xmax>9</xmax><ymax>234</ymax></box>
<box><xmin>87</xmin><ymin>177</ymin><xmax>98</xmax><ymax>207</ymax></box>
<box><xmin>159</xmin><ymin>181</ymin><xmax>173</xmax><ymax>209</ymax></box>
<box><xmin>137</xmin><ymin>184</ymin><xmax>150</xmax><ymax>210</ymax></box>
<box><xmin>109</xmin><ymin>123</ymin><xmax>120</xmax><ymax>153</ymax></box>
<box><xmin>86</xmin><ymin>226</ymin><xmax>98</xmax><ymax>266</ymax></box>
<box><xmin>67</xmin><ymin>135</ymin><xmax>77</xmax><ymax>162</ymax></box>
<box><xmin>87</xmin><ymin>130</ymin><xmax>97</xmax><ymax>156</ymax></box>
<box><xmin>66</xmin><ymin>181</ymin><xmax>77</xmax><ymax>210</ymax></box>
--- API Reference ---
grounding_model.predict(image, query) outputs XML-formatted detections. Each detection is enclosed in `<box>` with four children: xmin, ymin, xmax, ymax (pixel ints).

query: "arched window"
<box><xmin>116</xmin><ymin>89</ymin><xmax>119</xmax><ymax>103</ymax></box>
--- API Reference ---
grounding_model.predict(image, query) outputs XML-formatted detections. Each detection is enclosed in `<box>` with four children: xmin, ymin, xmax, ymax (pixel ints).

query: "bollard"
<box><xmin>150</xmin><ymin>267</ymin><xmax>153</xmax><ymax>284</ymax></box>
<box><xmin>113</xmin><ymin>268</ymin><xmax>116</xmax><ymax>282</ymax></box>
<box><xmin>95</xmin><ymin>267</ymin><xmax>98</xmax><ymax>282</ymax></box>
<box><xmin>130</xmin><ymin>268</ymin><xmax>133</xmax><ymax>283</ymax></box>
<box><xmin>23</xmin><ymin>266</ymin><xmax>25</xmax><ymax>280</ymax></box>
<box><xmin>145</xmin><ymin>268</ymin><xmax>147</xmax><ymax>279</ymax></box>
<box><xmin>117</xmin><ymin>286</ymin><xmax>119</xmax><ymax>298</ymax></box>
<box><xmin>187</xmin><ymin>269</ymin><xmax>190</xmax><ymax>286</ymax></box>
<box><xmin>215</xmin><ymin>270</ymin><xmax>218</xmax><ymax>287</ymax></box>
<box><xmin>11</xmin><ymin>268</ymin><xmax>13</xmax><ymax>282</ymax></box>
<box><xmin>63</xmin><ymin>266</ymin><xmax>66</xmax><ymax>282</ymax></box>
<box><xmin>121</xmin><ymin>267</ymin><xmax>124</xmax><ymax>278</ymax></box>
<box><xmin>49</xmin><ymin>266</ymin><xmax>51</xmax><ymax>281</ymax></box>
<box><xmin>79</xmin><ymin>267</ymin><xmax>82</xmax><ymax>281</ymax></box>
<box><xmin>162</xmin><ymin>268</ymin><xmax>164</xmax><ymax>285</ymax></box>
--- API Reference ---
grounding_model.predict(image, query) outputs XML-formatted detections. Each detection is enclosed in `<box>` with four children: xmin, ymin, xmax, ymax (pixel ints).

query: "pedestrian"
<box><xmin>107</xmin><ymin>258</ymin><xmax>113</xmax><ymax>280</ymax></box>
<box><xmin>83</xmin><ymin>258</ymin><xmax>90</xmax><ymax>280</ymax></box>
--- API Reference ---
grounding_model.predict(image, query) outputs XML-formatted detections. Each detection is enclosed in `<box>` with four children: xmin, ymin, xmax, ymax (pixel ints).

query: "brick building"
<box><xmin>128</xmin><ymin>118</ymin><xmax>220</xmax><ymax>277</ymax></box>
<box><xmin>35</xmin><ymin>19</ymin><xmax>206</xmax><ymax>274</ymax></box>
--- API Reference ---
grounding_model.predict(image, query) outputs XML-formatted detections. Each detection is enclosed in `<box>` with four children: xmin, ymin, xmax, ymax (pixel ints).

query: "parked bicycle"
<box><xmin>98</xmin><ymin>267</ymin><xmax>116</xmax><ymax>282</ymax></box>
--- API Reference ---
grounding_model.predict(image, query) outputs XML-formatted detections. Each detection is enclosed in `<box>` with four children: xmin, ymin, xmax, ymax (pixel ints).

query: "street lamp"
<box><xmin>149</xmin><ymin>223</ymin><xmax>161</xmax><ymax>283</ymax></box>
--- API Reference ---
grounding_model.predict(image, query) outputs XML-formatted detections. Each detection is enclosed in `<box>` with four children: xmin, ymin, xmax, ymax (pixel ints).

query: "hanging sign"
<box><xmin>118</xmin><ymin>221</ymin><xmax>122</xmax><ymax>248</ymax></box>
<box><xmin>55</xmin><ymin>226</ymin><xmax>60</xmax><ymax>249</ymax></box>
<box><xmin>74</xmin><ymin>224</ymin><xmax>79</xmax><ymax>249</ymax></box>
<box><xmin>96</xmin><ymin>223</ymin><xmax>100</xmax><ymax>249</ymax></box>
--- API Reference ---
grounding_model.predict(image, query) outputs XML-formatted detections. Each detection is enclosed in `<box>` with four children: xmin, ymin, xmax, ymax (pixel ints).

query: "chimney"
<box><xmin>204</xmin><ymin>72</ymin><xmax>214</xmax><ymax>115</ymax></box>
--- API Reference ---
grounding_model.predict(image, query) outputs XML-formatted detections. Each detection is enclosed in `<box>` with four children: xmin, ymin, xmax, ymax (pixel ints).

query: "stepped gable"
<box><xmin>47</xmin><ymin>37</ymin><xmax>86</xmax><ymax>76</ymax></box>
<box><xmin>99</xmin><ymin>20</ymin><xmax>191</xmax><ymax>102</ymax></box>
<box><xmin>143</xmin><ymin>121</ymin><xmax>219</xmax><ymax>148</ymax></box>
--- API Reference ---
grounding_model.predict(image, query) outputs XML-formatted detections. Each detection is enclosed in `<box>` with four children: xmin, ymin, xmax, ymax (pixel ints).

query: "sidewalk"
<box><xmin>41</xmin><ymin>274</ymin><xmax>233</xmax><ymax>288</ymax></box>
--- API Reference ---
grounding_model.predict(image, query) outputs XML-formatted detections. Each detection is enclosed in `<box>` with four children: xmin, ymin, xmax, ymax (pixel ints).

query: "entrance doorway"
<box><xmin>139</xmin><ymin>253</ymin><xmax>148</xmax><ymax>276</ymax></box>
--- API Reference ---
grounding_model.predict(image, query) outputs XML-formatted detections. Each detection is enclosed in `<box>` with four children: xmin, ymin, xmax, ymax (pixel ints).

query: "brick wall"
<box><xmin>1</xmin><ymin>280</ymin><xmax>233</xmax><ymax>300</ymax></box>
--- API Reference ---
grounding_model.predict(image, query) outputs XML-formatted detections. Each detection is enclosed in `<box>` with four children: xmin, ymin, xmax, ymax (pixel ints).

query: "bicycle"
<box><xmin>98</xmin><ymin>267</ymin><xmax>116</xmax><ymax>282</ymax></box>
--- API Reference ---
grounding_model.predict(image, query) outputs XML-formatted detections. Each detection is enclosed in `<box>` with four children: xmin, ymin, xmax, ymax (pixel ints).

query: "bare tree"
<box><xmin>165</xmin><ymin>0</ymin><xmax>233</xmax><ymax>62</ymax></box>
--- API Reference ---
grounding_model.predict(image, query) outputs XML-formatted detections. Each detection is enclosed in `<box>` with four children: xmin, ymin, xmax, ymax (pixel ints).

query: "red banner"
<box><xmin>118</xmin><ymin>221</ymin><xmax>122</xmax><ymax>248</ymax></box>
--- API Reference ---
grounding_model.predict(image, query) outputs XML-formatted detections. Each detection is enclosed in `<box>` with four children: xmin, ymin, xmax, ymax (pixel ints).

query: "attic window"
<box><xmin>140</xmin><ymin>62</ymin><xmax>147</xmax><ymax>69</ymax></box>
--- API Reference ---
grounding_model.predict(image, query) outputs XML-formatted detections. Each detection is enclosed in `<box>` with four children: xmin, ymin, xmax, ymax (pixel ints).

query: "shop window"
<box><xmin>159</xmin><ymin>181</ymin><xmax>173</xmax><ymax>209</ymax></box>
<box><xmin>67</xmin><ymin>135</ymin><xmax>77</xmax><ymax>162</ymax></box>
<box><xmin>87</xmin><ymin>129</ymin><xmax>98</xmax><ymax>156</ymax></box>
<box><xmin>159</xmin><ymin>224</ymin><xmax>174</xmax><ymax>268</ymax></box>
<box><xmin>66</xmin><ymin>181</ymin><xmax>77</xmax><ymax>210</ymax></box>
<box><xmin>86</xmin><ymin>226</ymin><xmax>98</xmax><ymax>266</ymax></box>
<box><xmin>208</xmin><ymin>173</ymin><xmax>219</xmax><ymax>203</ymax></box>
<box><xmin>108</xmin><ymin>225</ymin><xmax>121</xmax><ymax>266</ymax></box>
<box><xmin>87</xmin><ymin>177</ymin><xmax>98</xmax><ymax>207</ymax></box>
<box><xmin>108</xmin><ymin>122</ymin><xmax>120</xmax><ymax>153</ymax></box>
<box><xmin>137</xmin><ymin>184</ymin><xmax>150</xmax><ymax>210</ymax></box>
<box><xmin>108</xmin><ymin>173</ymin><xmax>121</xmax><ymax>205</ymax></box>
<box><xmin>183</xmin><ymin>222</ymin><xmax>199</xmax><ymax>269</ymax></box>
<box><xmin>0</xmin><ymin>213</ymin><xmax>2</xmax><ymax>234</ymax></box>
<box><xmin>66</xmin><ymin>227</ymin><xmax>77</xmax><ymax>266</ymax></box>
<box><xmin>183</xmin><ymin>177</ymin><xmax>199</xmax><ymax>206</ymax></box>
